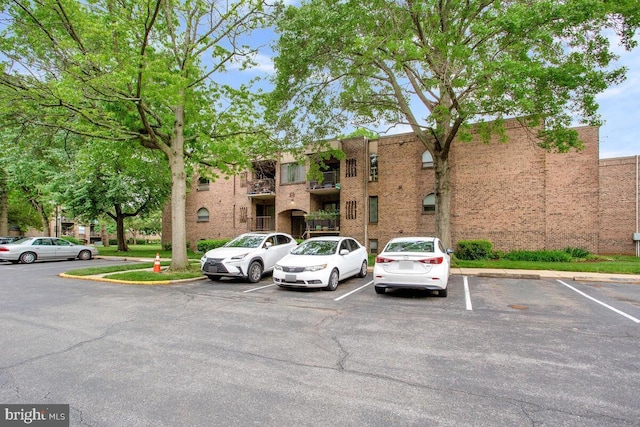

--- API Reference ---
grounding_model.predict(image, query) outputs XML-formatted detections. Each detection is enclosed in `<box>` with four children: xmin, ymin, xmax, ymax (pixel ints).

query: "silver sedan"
<box><xmin>0</xmin><ymin>237</ymin><xmax>98</xmax><ymax>264</ymax></box>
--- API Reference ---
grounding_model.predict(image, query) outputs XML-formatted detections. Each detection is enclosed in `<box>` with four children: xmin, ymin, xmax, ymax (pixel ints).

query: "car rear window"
<box><xmin>385</xmin><ymin>241</ymin><xmax>434</xmax><ymax>253</ymax></box>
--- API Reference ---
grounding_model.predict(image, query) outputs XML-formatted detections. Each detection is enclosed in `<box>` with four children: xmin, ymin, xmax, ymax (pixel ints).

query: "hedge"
<box><xmin>455</xmin><ymin>240</ymin><xmax>493</xmax><ymax>260</ymax></box>
<box><xmin>197</xmin><ymin>239</ymin><xmax>230</xmax><ymax>253</ymax></box>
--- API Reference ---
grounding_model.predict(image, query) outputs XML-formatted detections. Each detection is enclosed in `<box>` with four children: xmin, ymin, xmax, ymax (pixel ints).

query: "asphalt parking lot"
<box><xmin>1</xmin><ymin>259</ymin><xmax>639</xmax><ymax>426</ymax></box>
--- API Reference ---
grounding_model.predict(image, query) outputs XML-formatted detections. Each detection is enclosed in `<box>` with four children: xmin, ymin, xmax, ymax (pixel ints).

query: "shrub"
<box><xmin>503</xmin><ymin>250</ymin><xmax>572</xmax><ymax>262</ymax></box>
<box><xmin>197</xmin><ymin>239</ymin><xmax>230</xmax><ymax>253</ymax></box>
<box><xmin>564</xmin><ymin>247</ymin><xmax>590</xmax><ymax>259</ymax></box>
<box><xmin>455</xmin><ymin>240</ymin><xmax>493</xmax><ymax>260</ymax></box>
<box><xmin>61</xmin><ymin>236</ymin><xmax>81</xmax><ymax>245</ymax></box>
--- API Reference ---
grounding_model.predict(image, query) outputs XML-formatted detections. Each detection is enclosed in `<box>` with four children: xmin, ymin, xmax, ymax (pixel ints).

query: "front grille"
<box><xmin>282</xmin><ymin>266</ymin><xmax>305</xmax><ymax>273</ymax></box>
<box><xmin>203</xmin><ymin>259</ymin><xmax>229</xmax><ymax>274</ymax></box>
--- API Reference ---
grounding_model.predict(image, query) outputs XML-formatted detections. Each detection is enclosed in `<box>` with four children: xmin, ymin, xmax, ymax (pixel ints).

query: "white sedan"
<box><xmin>274</xmin><ymin>236</ymin><xmax>369</xmax><ymax>291</ymax></box>
<box><xmin>373</xmin><ymin>237</ymin><xmax>452</xmax><ymax>297</ymax></box>
<box><xmin>200</xmin><ymin>232</ymin><xmax>297</xmax><ymax>283</ymax></box>
<box><xmin>0</xmin><ymin>237</ymin><xmax>98</xmax><ymax>264</ymax></box>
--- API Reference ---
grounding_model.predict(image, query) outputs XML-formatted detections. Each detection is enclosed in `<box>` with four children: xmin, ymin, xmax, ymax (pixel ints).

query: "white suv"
<box><xmin>200</xmin><ymin>232</ymin><xmax>297</xmax><ymax>283</ymax></box>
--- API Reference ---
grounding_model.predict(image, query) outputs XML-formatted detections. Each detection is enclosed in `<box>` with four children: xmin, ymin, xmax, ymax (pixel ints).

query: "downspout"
<box><xmin>364</xmin><ymin>137</ymin><xmax>369</xmax><ymax>249</ymax></box>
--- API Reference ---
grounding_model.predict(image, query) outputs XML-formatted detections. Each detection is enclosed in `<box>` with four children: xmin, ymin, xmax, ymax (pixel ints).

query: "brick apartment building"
<box><xmin>164</xmin><ymin>119</ymin><xmax>640</xmax><ymax>255</ymax></box>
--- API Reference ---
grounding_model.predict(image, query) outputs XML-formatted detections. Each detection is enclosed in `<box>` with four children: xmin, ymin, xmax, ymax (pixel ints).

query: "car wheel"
<box><xmin>358</xmin><ymin>260</ymin><xmax>368</xmax><ymax>278</ymax></box>
<box><xmin>78</xmin><ymin>250</ymin><xmax>92</xmax><ymax>260</ymax></box>
<box><xmin>438</xmin><ymin>287</ymin><xmax>448</xmax><ymax>297</ymax></box>
<box><xmin>325</xmin><ymin>269</ymin><xmax>339</xmax><ymax>291</ymax></box>
<box><xmin>207</xmin><ymin>275</ymin><xmax>222</xmax><ymax>281</ymax></box>
<box><xmin>19</xmin><ymin>252</ymin><xmax>36</xmax><ymax>264</ymax></box>
<box><xmin>374</xmin><ymin>286</ymin><xmax>386</xmax><ymax>294</ymax></box>
<box><xmin>247</xmin><ymin>261</ymin><xmax>263</xmax><ymax>283</ymax></box>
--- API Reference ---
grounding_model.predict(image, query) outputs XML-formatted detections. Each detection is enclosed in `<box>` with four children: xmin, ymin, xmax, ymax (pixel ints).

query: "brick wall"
<box><xmin>171</xmin><ymin>123</ymin><xmax>638</xmax><ymax>255</ymax></box>
<box><xmin>599</xmin><ymin>156</ymin><xmax>640</xmax><ymax>254</ymax></box>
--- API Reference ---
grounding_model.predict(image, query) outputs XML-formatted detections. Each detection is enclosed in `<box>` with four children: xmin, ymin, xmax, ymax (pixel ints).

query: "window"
<box><xmin>281</xmin><ymin>162</ymin><xmax>306</xmax><ymax>184</ymax></box>
<box><xmin>239</xmin><ymin>207</ymin><xmax>248</xmax><ymax>223</ymax></box>
<box><xmin>369</xmin><ymin>154</ymin><xmax>378</xmax><ymax>181</ymax></box>
<box><xmin>197</xmin><ymin>208</ymin><xmax>210</xmax><ymax>222</ymax></box>
<box><xmin>369</xmin><ymin>239</ymin><xmax>378</xmax><ymax>254</ymax></box>
<box><xmin>422</xmin><ymin>151</ymin><xmax>434</xmax><ymax>168</ymax></box>
<box><xmin>346</xmin><ymin>200</ymin><xmax>357</xmax><ymax>220</ymax></box>
<box><xmin>369</xmin><ymin>196</ymin><xmax>378</xmax><ymax>223</ymax></box>
<box><xmin>197</xmin><ymin>177</ymin><xmax>210</xmax><ymax>191</ymax></box>
<box><xmin>346</xmin><ymin>158</ymin><xmax>357</xmax><ymax>177</ymax></box>
<box><xmin>422</xmin><ymin>193</ymin><xmax>436</xmax><ymax>213</ymax></box>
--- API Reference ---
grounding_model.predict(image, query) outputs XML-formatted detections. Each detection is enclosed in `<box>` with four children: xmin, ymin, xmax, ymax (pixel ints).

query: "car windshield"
<box><xmin>385</xmin><ymin>241</ymin><xmax>434</xmax><ymax>253</ymax></box>
<box><xmin>291</xmin><ymin>240</ymin><xmax>338</xmax><ymax>255</ymax></box>
<box><xmin>225</xmin><ymin>235</ymin><xmax>265</xmax><ymax>248</ymax></box>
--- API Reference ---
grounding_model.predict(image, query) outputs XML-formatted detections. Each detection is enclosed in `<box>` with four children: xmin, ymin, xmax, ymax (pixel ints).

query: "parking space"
<box><xmin>188</xmin><ymin>271</ymin><xmax>640</xmax><ymax>324</ymax></box>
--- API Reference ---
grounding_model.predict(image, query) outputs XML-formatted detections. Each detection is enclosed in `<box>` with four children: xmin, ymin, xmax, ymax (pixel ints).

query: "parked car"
<box><xmin>373</xmin><ymin>236</ymin><xmax>452</xmax><ymax>297</ymax></box>
<box><xmin>0</xmin><ymin>237</ymin><xmax>98</xmax><ymax>264</ymax></box>
<box><xmin>274</xmin><ymin>236</ymin><xmax>368</xmax><ymax>291</ymax></box>
<box><xmin>0</xmin><ymin>236</ymin><xmax>21</xmax><ymax>244</ymax></box>
<box><xmin>200</xmin><ymin>232</ymin><xmax>297</xmax><ymax>283</ymax></box>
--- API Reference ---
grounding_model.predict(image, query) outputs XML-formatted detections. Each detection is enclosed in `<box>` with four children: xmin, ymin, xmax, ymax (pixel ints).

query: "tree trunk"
<box><xmin>101</xmin><ymin>224</ymin><xmax>109</xmax><ymax>247</ymax></box>
<box><xmin>433</xmin><ymin>153</ymin><xmax>452</xmax><ymax>249</ymax></box>
<box><xmin>168</xmin><ymin>104</ymin><xmax>189</xmax><ymax>270</ymax></box>
<box><xmin>115</xmin><ymin>205</ymin><xmax>128</xmax><ymax>251</ymax></box>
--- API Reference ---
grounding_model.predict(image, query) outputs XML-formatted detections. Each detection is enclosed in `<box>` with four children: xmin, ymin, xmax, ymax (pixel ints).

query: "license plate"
<box><xmin>207</xmin><ymin>266</ymin><xmax>218</xmax><ymax>273</ymax></box>
<box><xmin>285</xmin><ymin>274</ymin><xmax>296</xmax><ymax>282</ymax></box>
<box><xmin>399</xmin><ymin>261</ymin><xmax>413</xmax><ymax>270</ymax></box>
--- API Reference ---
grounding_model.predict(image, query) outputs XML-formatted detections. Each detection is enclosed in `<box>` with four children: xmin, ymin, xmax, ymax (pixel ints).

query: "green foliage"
<box><xmin>455</xmin><ymin>240</ymin><xmax>493</xmax><ymax>260</ymax></box>
<box><xmin>61</xmin><ymin>236</ymin><xmax>81</xmax><ymax>245</ymax></box>
<box><xmin>197</xmin><ymin>239</ymin><xmax>230</xmax><ymax>253</ymax></box>
<box><xmin>504</xmin><ymin>250</ymin><xmax>572</xmax><ymax>262</ymax></box>
<box><xmin>564</xmin><ymin>247</ymin><xmax>591</xmax><ymax>259</ymax></box>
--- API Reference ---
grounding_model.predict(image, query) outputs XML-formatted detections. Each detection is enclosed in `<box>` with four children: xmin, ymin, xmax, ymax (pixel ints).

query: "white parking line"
<box><xmin>557</xmin><ymin>280</ymin><xmax>640</xmax><ymax>324</ymax></box>
<box><xmin>334</xmin><ymin>281</ymin><xmax>373</xmax><ymax>301</ymax></box>
<box><xmin>244</xmin><ymin>283</ymin><xmax>277</xmax><ymax>293</ymax></box>
<box><xmin>464</xmin><ymin>276</ymin><xmax>473</xmax><ymax>311</ymax></box>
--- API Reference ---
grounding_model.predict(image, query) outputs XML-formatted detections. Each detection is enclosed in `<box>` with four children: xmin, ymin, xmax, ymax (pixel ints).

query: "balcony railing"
<box><xmin>247</xmin><ymin>178</ymin><xmax>276</xmax><ymax>197</ymax></box>
<box><xmin>251</xmin><ymin>216</ymin><xmax>274</xmax><ymax>232</ymax></box>
<box><xmin>308</xmin><ymin>170</ymin><xmax>339</xmax><ymax>191</ymax></box>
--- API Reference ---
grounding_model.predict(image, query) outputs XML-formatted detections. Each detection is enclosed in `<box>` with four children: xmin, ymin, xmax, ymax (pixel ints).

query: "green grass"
<box><xmin>104</xmin><ymin>269</ymin><xmax>204</xmax><ymax>282</ymax></box>
<box><xmin>452</xmin><ymin>255</ymin><xmax>640</xmax><ymax>275</ymax></box>
<box><xmin>96</xmin><ymin>244</ymin><xmax>202</xmax><ymax>260</ymax></box>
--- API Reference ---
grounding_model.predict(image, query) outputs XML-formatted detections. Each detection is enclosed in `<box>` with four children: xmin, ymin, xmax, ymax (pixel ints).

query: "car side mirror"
<box><xmin>339</xmin><ymin>249</ymin><xmax>349</xmax><ymax>255</ymax></box>
<box><xmin>265</xmin><ymin>242</ymin><xmax>273</xmax><ymax>249</ymax></box>
<box><xmin>446</xmin><ymin>248</ymin><xmax>454</xmax><ymax>255</ymax></box>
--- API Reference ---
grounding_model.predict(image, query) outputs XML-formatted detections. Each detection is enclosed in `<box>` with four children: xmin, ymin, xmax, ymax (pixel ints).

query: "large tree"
<box><xmin>55</xmin><ymin>140</ymin><xmax>171</xmax><ymax>251</ymax></box>
<box><xmin>0</xmin><ymin>0</ymin><xmax>281</xmax><ymax>270</ymax></box>
<box><xmin>271</xmin><ymin>0</ymin><xmax>639</xmax><ymax>247</ymax></box>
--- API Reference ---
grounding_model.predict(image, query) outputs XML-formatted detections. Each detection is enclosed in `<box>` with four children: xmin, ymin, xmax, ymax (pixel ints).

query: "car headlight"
<box><xmin>230</xmin><ymin>253</ymin><xmax>248</xmax><ymax>261</ymax></box>
<box><xmin>304</xmin><ymin>264</ymin><xmax>327</xmax><ymax>272</ymax></box>
<box><xmin>274</xmin><ymin>264</ymin><xmax>283</xmax><ymax>271</ymax></box>
<box><xmin>200</xmin><ymin>256</ymin><xmax>207</xmax><ymax>263</ymax></box>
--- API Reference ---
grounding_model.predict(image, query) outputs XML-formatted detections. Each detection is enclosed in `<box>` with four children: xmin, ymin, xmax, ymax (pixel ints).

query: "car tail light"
<box><xmin>419</xmin><ymin>257</ymin><xmax>443</xmax><ymax>264</ymax></box>
<box><xmin>0</xmin><ymin>247</ymin><xmax>8</xmax><ymax>252</ymax></box>
<box><xmin>375</xmin><ymin>256</ymin><xmax>395</xmax><ymax>264</ymax></box>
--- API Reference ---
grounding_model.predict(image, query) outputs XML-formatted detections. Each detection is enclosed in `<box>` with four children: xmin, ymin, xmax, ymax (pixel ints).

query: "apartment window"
<box><xmin>197</xmin><ymin>208</ymin><xmax>210</xmax><ymax>222</ymax></box>
<box><xmin>422</xmin><ymin>151</ymin><xmax>434</xmax><ymax>168</ymax></box>
<box><xmin>346</xmin><ymin>158</ymin><xmax>357</xmax><ymax>177</ymax></box>
<box><xmin>197</xmin><ymin>177</ymin><xmax>210</xmax><ymax>191</ymax></box>
<box><xmin>346</xmin><ymin>200</ymin><xmax>357</xmax><ymax>220</ymax></box>
<box><xmin>239</xmin><ymin>206</ymin><xmax>248</xmax><ymax>223</ymax></box>
<box><xmin>369</xmin><ymin>154</ymin><xmax>378</xmax><ymax>181</ymax></box>
<box><xmin>423</xmin><ymin>193</ymin><xmax>436</xmax><ymax>213</ymax></box>
<box><xmin>369</xmin><ymin>239</ymin><xmax>379</xmax><ymax>254</ymax></box>
<box><xmin>369</xmin><ymin>196</ymin><xmax>378</xmax><ymax>223</ymax></box>
<box><xmin>281</xmin><ymin>162</ymin><xmax>306</xmax><ymax>184</ymax></box>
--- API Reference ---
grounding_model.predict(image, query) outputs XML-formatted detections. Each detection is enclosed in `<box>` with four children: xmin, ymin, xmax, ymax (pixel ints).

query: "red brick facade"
<box><xmin>164</xmin><ymin>121</ymin><xmax>640</xmax><ymax>255</ymax></box>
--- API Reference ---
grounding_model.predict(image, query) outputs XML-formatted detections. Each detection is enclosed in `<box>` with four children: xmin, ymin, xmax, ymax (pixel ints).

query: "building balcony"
<box><xmin>307</xmin><ymin>171</ymin><xmax>340</xmax><ymax>194</ymax></box>
<box><xmin>250</xmin><ymin>216</ymin><xmax>274</xmax><ymax>232</ymax></box>
<box><xmin>304</xmin><ymin>216</ymin><xmax>340</xmax><ymax>238</ymax></box>
<box><xmin>247</xmin><ymin>178</ymin><xmax>276</xmax><ymax>199</ymax></box>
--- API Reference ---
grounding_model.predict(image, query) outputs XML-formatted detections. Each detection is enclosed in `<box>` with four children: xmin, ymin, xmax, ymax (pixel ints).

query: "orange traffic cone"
<box><xmin>153</xmin><ymin>253</ymin><xmax>161</xmax><ymax>273</ymax></box>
